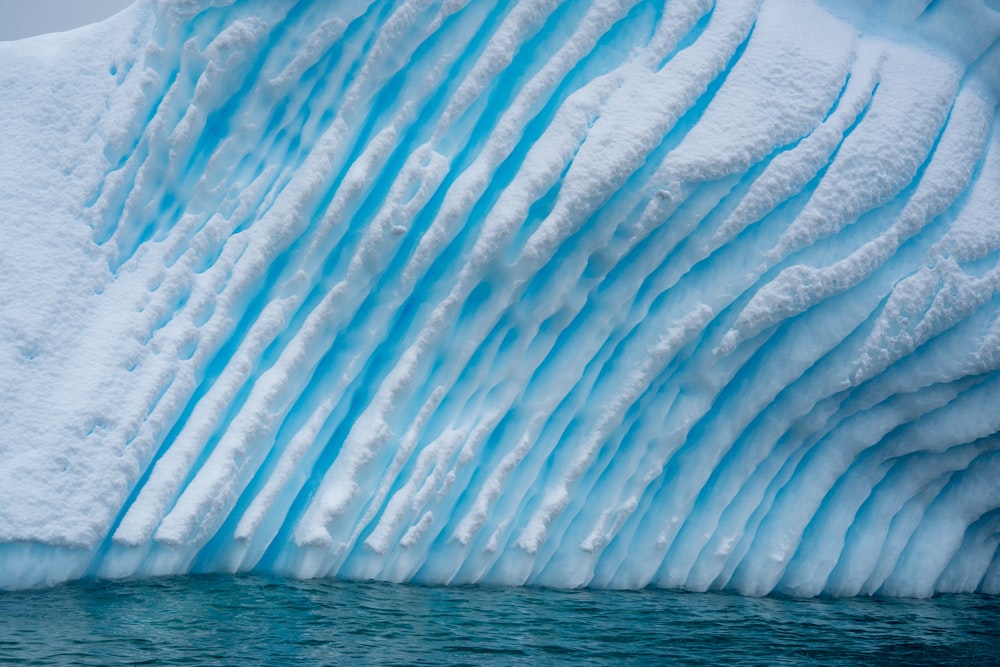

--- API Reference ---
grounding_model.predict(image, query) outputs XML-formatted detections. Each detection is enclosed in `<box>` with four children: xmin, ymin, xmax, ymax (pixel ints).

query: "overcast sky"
<box><xmin>0</xmin><ymin>0</ymin><xmax>134</xmax><ymax>41</ymax></box>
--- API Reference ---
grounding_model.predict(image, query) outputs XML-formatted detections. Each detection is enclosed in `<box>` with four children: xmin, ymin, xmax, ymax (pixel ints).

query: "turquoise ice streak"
<box><xmin>1</xmin><ymin>577</ymin><xmax>998</xmax><ymax>665</ymax></box>
<box><xmin>0</xmin><ymin>0</ymin><xmax>999</xmax><ymax>596</ymax></box>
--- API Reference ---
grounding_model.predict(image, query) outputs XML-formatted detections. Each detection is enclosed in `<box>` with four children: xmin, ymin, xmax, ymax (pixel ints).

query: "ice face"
<box><xmin>0</xmin><ymin>0</ymin><xmax>998</xmax><ymax>596</ymax></box>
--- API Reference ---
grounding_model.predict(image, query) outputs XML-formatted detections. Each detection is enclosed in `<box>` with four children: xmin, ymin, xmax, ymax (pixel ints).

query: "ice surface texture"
<box><xmin>1</xmin><ymin>0</ymin><xmax>998</xmax><ymax>596</ymax></box>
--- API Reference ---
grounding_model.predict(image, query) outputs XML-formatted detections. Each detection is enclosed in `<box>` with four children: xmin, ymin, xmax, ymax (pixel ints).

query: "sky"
<box><xmin>0</xmin><ymin>0</ymin><xmax>133</xmax><ymax>41</ymax></box>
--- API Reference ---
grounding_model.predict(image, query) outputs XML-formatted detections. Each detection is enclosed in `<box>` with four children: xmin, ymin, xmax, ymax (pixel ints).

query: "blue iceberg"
<box><xmin>0</xmin><ymin>0</ymin><xmax>998</xmax><ymax>596</ymax></box>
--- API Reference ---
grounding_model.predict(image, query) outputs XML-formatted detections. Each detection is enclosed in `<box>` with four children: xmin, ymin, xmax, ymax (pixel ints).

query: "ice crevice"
<box><xmin>0</xmin><ymin>0</ymin><xmax>999</xmax><ymax>596</ymax></box>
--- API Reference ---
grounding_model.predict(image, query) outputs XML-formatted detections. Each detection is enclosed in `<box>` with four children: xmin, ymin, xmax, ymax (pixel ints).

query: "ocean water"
<box><xmin>0</xmin><ymin>575</ymin><xmax>997</xmax><ymax>665</ymax></box>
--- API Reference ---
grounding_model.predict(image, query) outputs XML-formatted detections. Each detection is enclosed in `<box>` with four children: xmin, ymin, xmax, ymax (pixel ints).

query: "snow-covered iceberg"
<box><xmin>1</xmin><ymin>0</ymin><xmax>998</xmax><ymax>596</ymax></box>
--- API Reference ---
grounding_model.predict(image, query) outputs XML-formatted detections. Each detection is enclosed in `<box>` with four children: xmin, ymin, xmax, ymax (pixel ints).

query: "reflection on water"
<box><xmin>1</xmin><ymin>575</ymin><xmax>998</xmax><ymax>665</ymax></box>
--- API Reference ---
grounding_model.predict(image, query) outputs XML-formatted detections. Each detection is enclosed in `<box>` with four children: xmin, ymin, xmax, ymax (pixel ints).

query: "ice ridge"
<box><xmin>0</xmin><ymin>0</ymin><xmax>998</xmax><ymax>596</ymax></box>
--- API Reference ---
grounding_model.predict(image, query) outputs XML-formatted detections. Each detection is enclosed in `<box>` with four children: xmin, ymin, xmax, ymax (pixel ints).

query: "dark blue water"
<box><xmin>0</xmin><ymin>576</ymin><xmax>997</xmax><ymax>665</ymax></box>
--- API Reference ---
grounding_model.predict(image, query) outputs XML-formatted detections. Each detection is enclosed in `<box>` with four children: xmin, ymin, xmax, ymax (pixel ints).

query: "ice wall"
<box><xmin>0</xmin><ymin>0</ymin><xmax>999</xmax><ymax>596</ymax></box>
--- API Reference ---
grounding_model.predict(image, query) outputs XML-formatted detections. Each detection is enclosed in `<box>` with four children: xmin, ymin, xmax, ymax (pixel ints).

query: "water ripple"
<box><xmin>0</xmin><ymin>576</ymin><xmax>998</xmax><ymax>665</ymax></box>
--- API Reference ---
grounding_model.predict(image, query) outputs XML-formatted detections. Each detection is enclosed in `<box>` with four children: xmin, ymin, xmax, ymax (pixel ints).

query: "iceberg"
<box><xmin>1</xmin><ymin>0</ymin><xmax>998</xmax><ymax>596</ymax></box>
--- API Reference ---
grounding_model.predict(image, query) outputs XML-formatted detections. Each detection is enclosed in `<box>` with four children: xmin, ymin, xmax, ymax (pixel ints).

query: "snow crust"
<box><xmin>0</xmin><ymin>0</ymin><xmax>998</xmax><ymax>596</ymax></box>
